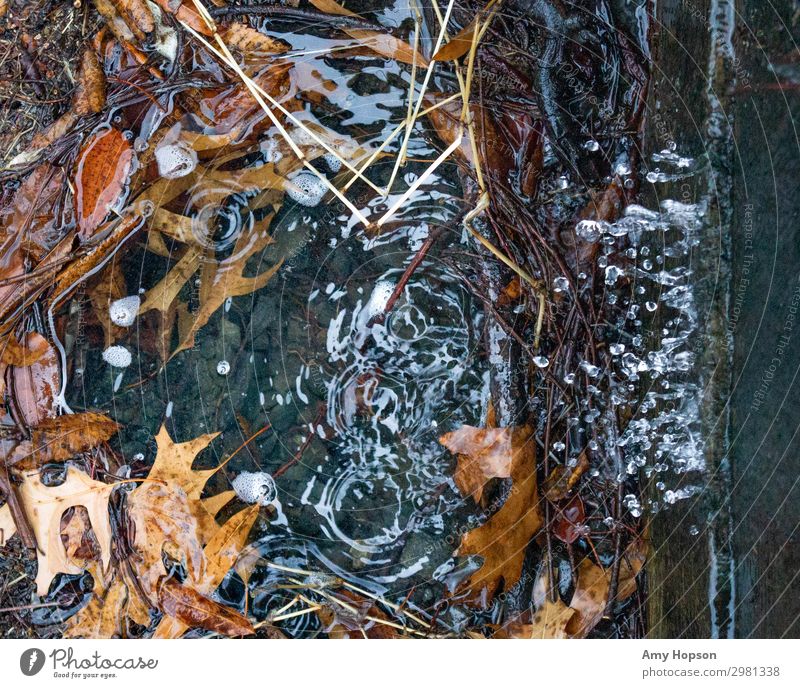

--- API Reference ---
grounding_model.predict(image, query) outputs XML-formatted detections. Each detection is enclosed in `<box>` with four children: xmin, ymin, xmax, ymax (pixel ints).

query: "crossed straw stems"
<box><xmin>185</xmin><ymin>0</ymin><xmax>499</xmax><ymax>230</ymax></box>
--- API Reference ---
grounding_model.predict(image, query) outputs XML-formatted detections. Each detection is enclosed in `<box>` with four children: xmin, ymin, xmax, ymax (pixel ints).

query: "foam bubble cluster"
<box><xmin>102</xmin><ymin>345</ymin><xmax>132</xmax><ymax>368</ymax></box>
<box><xmin>260</xmin><ymin>138</ymin><xmax>283</xmax><ymax>163</ymax></box>
<box><xmin>155</xmin><ymin>142</ymin><xmax>197</xmax><ymax>179</ymax></box>
<box><xmin>109</xmin><ymin>295</ymin><xmax>141</xmax><ymax>327</ymax></box>
<box><xmin>284</xmin><ymin>172</ymin><xmax>326</xmax><ymax>207</ymax></box>
<box><xmin>323</xmin><ymin>152</ymin><xmax>342</xmax><ymax>173</ymax></box>
<box><xmin>232</xmin><ymin>471</ymin><xmax>277</xmax><ymax>506</ymax></box>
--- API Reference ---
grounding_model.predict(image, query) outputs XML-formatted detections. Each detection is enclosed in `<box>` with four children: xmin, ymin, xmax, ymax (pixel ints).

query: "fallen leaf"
<box><xmin>343</xmin><ymin>28</ymin><xmax>426</xmax><ymax>67</ymax></box>
<box><xmin>143</xmin><ymin>424</ymin><xmax>232</xmax><ymax>542</ymax></box>
<box><xmin>139</xmin><ymin>244</ymin><xmax>204</xmax><ymax>320</ymax></box>
<box><xmin>0</xmin><ymin>332</ymin><xmax>49</xmax><ymax>367</ymax></box>
<box><xmin>172</xmin><ymin>216</ymin><xmax>282</xmax><ymax>356</ymax></box>
<box><xmin>61</xmin><ymin>507</ymin><xmax>100</xmax><ymax>563</ymax></box>
<box><xmin>15</xmin><ymin>467</ymin><xmax>116</xmax><ymax>595</ymax></box>
<box><xmin>157</xmin><ymin>576</ymin><xmax>254</xmax><ymax>636</ymax></box>
<box><xmin>8</xmin><ymin>333</ymin><xmax>60</xmax><ymax>427</ymax></box>
<box><xmin>0</xmin><ymin>163</ymin><xmax>68</xmax><ymax>262</ymax></box>
<box><xmin>0</xmin><ymin>503</ymin><xmax>14</xmax><ymax>546</ymax></box>
<box><xmin>316</xmin><ymin>589</ymin><xmax>403</xmax><ymax>639</ymax></box>
<box><xmin>542</xmin><ymin>451</ymin><xmax>590</xmax><ymax>501</ymax></box>
<box><xmin>565</xmin><ymin>558</ymin><xmax>609</xmax><ymax>637</ymax></box>
<box><xmin>432</xmin><ymin>16</ymin><xmax>479</xmax><ymax>62</ymax></box>
<box><xmin>73</xmin><ymin>48</ymin><xmax>107</xmax><ymax>116</ymax></box>
<box><xmin>552</xmin><ymin>495</ymin><xmax>586</xmax><ymax>544</ymax></box>
<box><xmin>442</xmin><ymin>425</ymin><xmax>542</xmax><ymax>605</ymax></box>
<box><xmin>152</xmin><ymin>505</ymin><xmax>259</xmax><ymax>638</ymax></box>
<box><xmin>308</xmin><ymin>0</ymin><xmax>427</xmax><ymax>66</ymax></box>
<box><xmin>152</xmin><ymin>0</ymin><xmax>212</xmax><ymax>35</ymax></box>
<box><xmin>65</xmin><ymin>573</ymin><xmax>128</xmax><ymax>639</ymax></box>
<box><xmin>439</xmin><ymin>426</ymin><xmax>513</xmax><ymax>502</ymax></box>
<box><xmin>126</xmin><ymin>481</ymin><xmax>206</xmax><ymax>602</ymax></box>
<box><xmin>73</xmin><ymin>127</ymin><xmax>135</xmax><ymax>240</ymax></box>
<box><xmin>224</xmin><ymin>22</ymin><xmax>289</xmax><ymax>58</ymax></box>
<box><xmin>616</xmin><ymin>538</ymin><xmax>647</xmax><ymax>601</ymax></box>
<box><xmin>308</xmin><ymin>0</ymin><xmax>358</xmax><ymax>17</ymax></box>
<box><xmin>112</xmin><ymin>0</ymin><xmax>156</xmax><ymax>41</ymax></box>
<box><xmin>9</xmin><ymin>412</ymin><xmax>120</xmax><ymax>469</ymax></box>
<box><xmin>495</xmin><ymin>597</ymin><xmax>576</xmax><ymax>638</ymax></box>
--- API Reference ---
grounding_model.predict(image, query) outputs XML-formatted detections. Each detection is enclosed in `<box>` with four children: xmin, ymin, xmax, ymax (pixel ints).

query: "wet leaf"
<box><xmin>9</xmin><ymin>333</ymin><xmax>60</xmax><ymax>427</ymax></box>
<box><xmin>565</xmin><ymin>558</ymin><xmax>609</xmax><ymax>637</ymax></box>
<box><xmin>224</xmin><ymin>22</ymin><xmax>289</xmax><ymax>58</ymax></box>
<box><xmin>10</xmin><ymin>412</ymin><xmax>120</xmax><ymax>469</ymax></box>
<box><xmin>172</xmin><ymin>216</ymin><xmax>282</xmax><ymax>356</ymax></box>
<box><xmin>616</xmin><ymin>538</ymin><xmax>647</xmax><ymax>601</ymax></box>
<box><xmin>125</xmin><ymin>425</ymin><xmax>235</xmax><ymax>604</ymax></box>
<box><xmin>0</xmin><ymin>331</ymin><xmax>49</xmax><ymax>367</ymax></box>
<box><xmin>432</xmin><ymin>16</ymin><xmax>479</xmax><ymax>62</ymax></box>
<box><xmin>139</xmin><ymin>244</ymin><xmax>204</xmax><ymax>320</ymax></box>
<box><xmin>552</xmin><ymin>495</ymin><xmax>586</xmax><ymax>544</ymax></box>
<box><xmin>439</xmin><ymin>426</ymin><xmax>513</xmax><ymax>502</ymax></box>
<box><xmin>442</xmin><ymin>425</ymin><xmax>542</xmax><ymax>605</ymax></box>
<box><xmin>143</xmin><ymin>424</ymin><xmax>233</xmax><ymax>542</ymax></box>
<box><xmin>61</xmin><ymin>507</ymin><xmax>101</xmax><ymax>564</ymax></box>
<box><xmin>158</xmin><ymin>576</ymin><xmax>254</xmax><ymax>636</ymax></box>
<box><xmin>0</xmin><ymin>163</ymin><xmax>68</xmax><ymax>262</ymax></box>
<box><xmin>14</xmin><ymin>467</ymin><xmax>115</xmax><ymax>595</ymax></box>
<box><xmin>542</xmin><ymin>451</ymin><xmax>589</xmax><ymax>501</ymax></box>
<box><xmin>73</xmin><ymin>128</ymin><xmax>134</xmax><ymax>240</ymax></box>
<box><xmin>343</xmin><ymin>28</ymin><xmax>426</xmax><ymax>66</ymax></box>
<box><xmin>112</xmin><ymin>0</ymin><xmax>156</xmax><ymax>41</ymax></box>
<box><xmin>127</xmin><ymin>481</ymin><xmax>206</xmax><ymax>602</ymax></box>
<box><xmin>495</xmin><ymin>597</ymin><xmax>576</xmax><ymax>638</ymax></box>
<box><xmin>0</xmin><ymin>503</ymin><xmax>14</xmax><ymax>546</ymax></box>
<box><xmin>316</xmin><ymin>589</ymin><xmax>403</xmax><ymax>639</ymax></box>
<box><xmin>73</xmin><ymin>48</ymin><xmax>106</xmax><ymax>116</ymax></box>
<box><xmin>308</xmin><ymin>0</ymin><xmax>427</xmax><ymax>66</ymax></box>
<box><xmin>152</xmin><ymin>505</ymin><xmax>259</xmax><ymax>638</ymax></box>
<box><xmin>64</xmin><ymin>572</ymin><xmax>128</xmax><ymax>639</ymax></box>
<box><xmin>152</xmin><ymin>0</ymin><xmax>212</xmax><ymax>36</ymax></box>
<box><xmin>308</xmin><ymin>0</ymin><xmax>358</xmax><ymax>17</ymax></box>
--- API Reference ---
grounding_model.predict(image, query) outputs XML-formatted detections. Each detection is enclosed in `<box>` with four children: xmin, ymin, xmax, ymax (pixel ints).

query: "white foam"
<box><xmin>232</xmin><ymin>471</ymin><xmax>277</xmax><ymax>506</ymax></box>
<box><xmin>102</xmin><ymin>345</ymin><xmax>132</xmax><ymax>368</ymax></box>
<box><xmin>155</xmin><ymin>142</ymin><xmax>197</xmax><ymax>179</ymax></box>
<box><xmin>109</xmin><ymin>295</ymin><xmax>140</xmax><ymax>327</ymax></box>
<box><xmin>284</xmin><ymin>172</ymin><xmax>327</xmax><ymax>207</ymax></box>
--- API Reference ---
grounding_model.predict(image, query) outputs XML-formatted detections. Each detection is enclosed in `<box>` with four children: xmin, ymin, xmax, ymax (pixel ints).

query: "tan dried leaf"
<box><xmin>440</xmin><ymin>426</ymin><xmax>513</xmax><ymax>502</ymax></box>
<box><xmin>16</xmin><ymin>467</ymin><xmax>115</xmax><ymax>595</ymax></box>
<box><xmin>496</xmin><ymin>598</ymin><xmax>576</xmax><ymax>639</ymax></box>
<box><xmin>152</xmin><ymin>504</ymin><xmax>259</xmax><ymax>638</ymax></box>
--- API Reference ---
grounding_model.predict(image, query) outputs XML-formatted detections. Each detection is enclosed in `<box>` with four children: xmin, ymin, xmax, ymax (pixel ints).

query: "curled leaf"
<box><xmin>158</xmin><ymin>576</ymin><xmax>254</xmax><ymax>636</ymax></box>
<box><xmin>9</xmin><ymin>333</ymin><xmax>60</xmax><ymax>427</ymax></box>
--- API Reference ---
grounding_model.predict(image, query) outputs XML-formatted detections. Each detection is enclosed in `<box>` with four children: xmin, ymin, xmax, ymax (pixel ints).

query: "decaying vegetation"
<box><xmin>0</xmin><ymin>0</ymin><xmax>653</xmax><ymax>638</ymax></box>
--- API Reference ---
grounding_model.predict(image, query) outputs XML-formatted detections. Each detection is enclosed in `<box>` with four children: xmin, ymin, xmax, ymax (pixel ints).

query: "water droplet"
<box><xmin>553</xmin><ymin>276</ymin><xmax>569</xmax><ymax>292</ymax></box>
<box><xmin>217</xmin><ymin>360</ymin><xmax>231</xmax><ymax>375</ymax></box>
<box><xmin>533</xmin><ymin>355</ymin><xmax>550</xmax><ymax>368</ymax></box>
<box><xmin>605</xmin><ymin>265</ymin><xmax>623</xmax><ymax>285</ymax></box>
